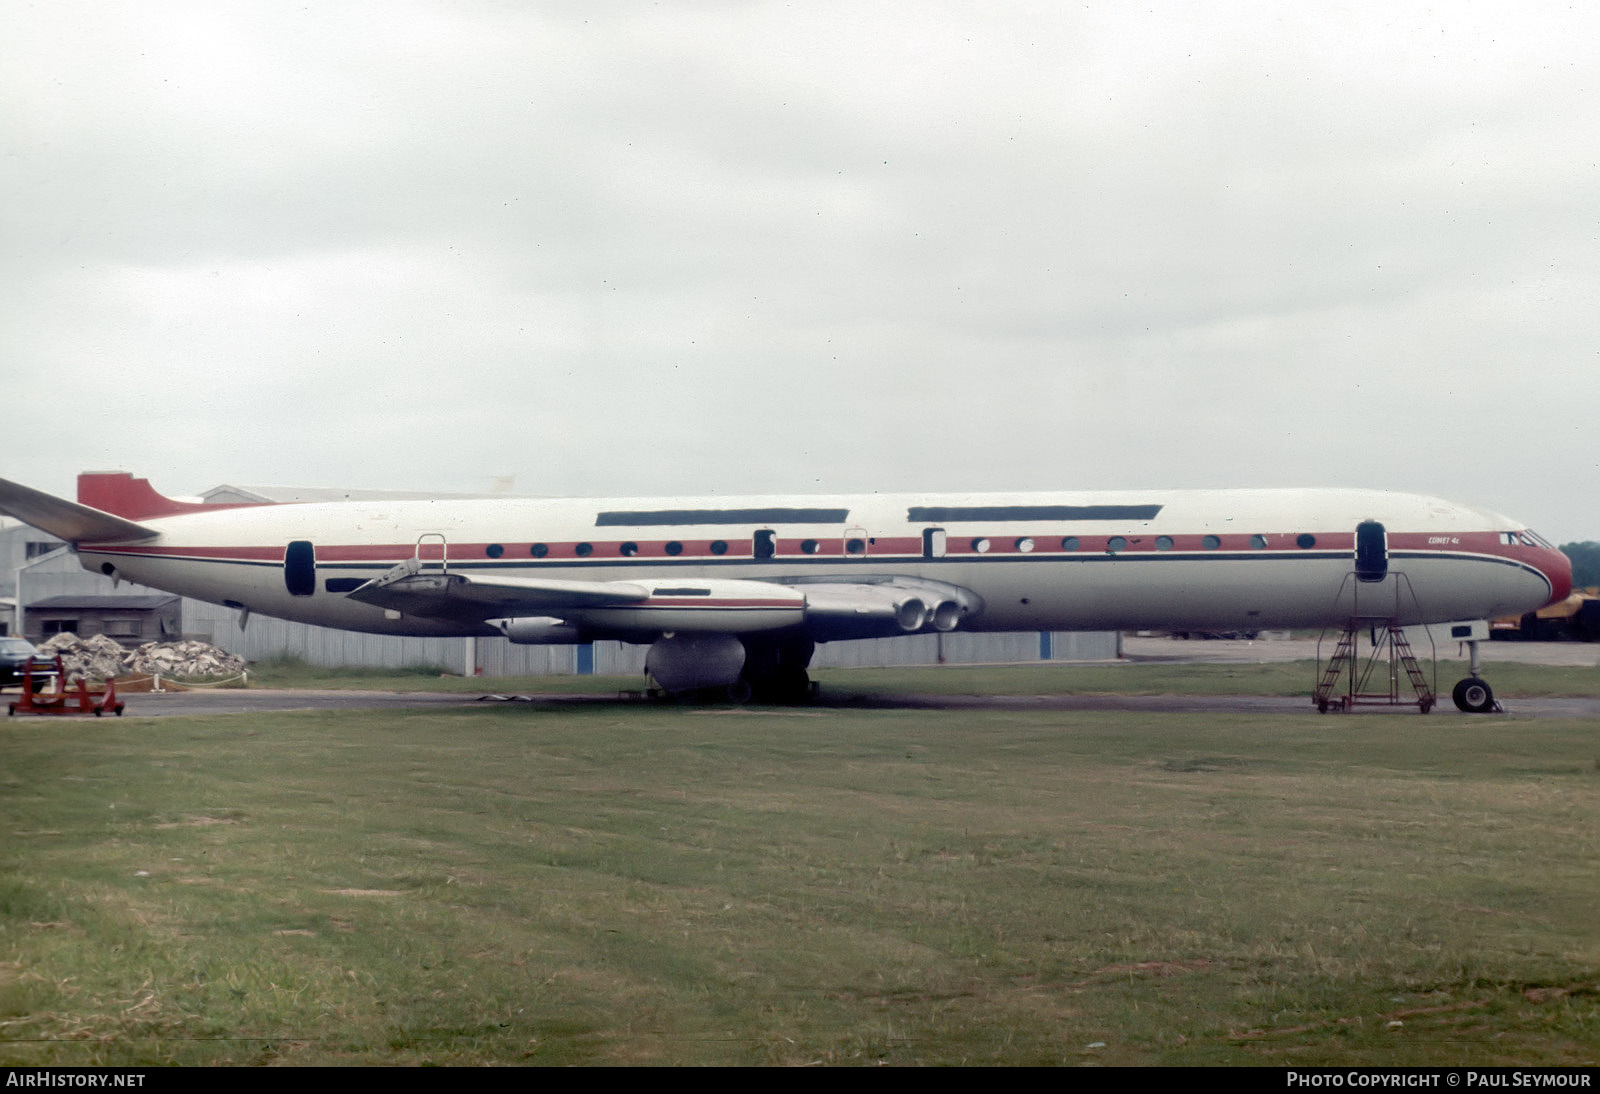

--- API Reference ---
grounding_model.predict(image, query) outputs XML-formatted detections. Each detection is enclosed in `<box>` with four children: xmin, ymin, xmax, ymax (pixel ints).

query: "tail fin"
<box><xmin>76</xmin><ymin>472</ymin><xmax>266</xmax><ymax>520</ymax></box>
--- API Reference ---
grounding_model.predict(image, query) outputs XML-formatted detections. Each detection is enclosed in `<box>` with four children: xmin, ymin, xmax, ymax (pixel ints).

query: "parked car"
<box><xmin>0</xmin><ymin>637</ymin><xmax>57</xmax><ymax>690</ymax></box>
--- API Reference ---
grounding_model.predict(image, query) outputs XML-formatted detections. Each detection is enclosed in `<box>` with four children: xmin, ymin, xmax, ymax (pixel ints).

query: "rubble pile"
<box><xmin>124</xmin><ymin>640</ymin><xmax>247</xmax><ymax>678</ymax></box>
<box><xmin>33</xmin><ymin>633</ymin><xmax>247</xmax><ymax>681</ymax></box>
<box><xmin>37</xmin><ymin>633</ymin><xmax>128</xmax><ymax>682</ymax></box>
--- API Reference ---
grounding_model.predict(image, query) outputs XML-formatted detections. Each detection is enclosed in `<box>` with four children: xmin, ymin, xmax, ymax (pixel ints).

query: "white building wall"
<box><xmin>8</xmin><ymin>538</ymin><xmax>126</xmax><ymax>635</ymax></box>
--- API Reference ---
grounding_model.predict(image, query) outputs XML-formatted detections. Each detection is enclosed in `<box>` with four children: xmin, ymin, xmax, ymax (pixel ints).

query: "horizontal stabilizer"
<box><xmin>0</xmin><ymin>476</ymin><xmax>158</xmax><ymax>544</ymax></box>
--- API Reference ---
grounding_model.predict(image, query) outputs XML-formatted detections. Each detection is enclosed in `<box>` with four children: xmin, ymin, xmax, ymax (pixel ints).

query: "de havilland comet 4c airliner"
<box><xmin>0</xmin><ymin>473</ymin><xmax>1571</xmax><ymax>711</ymax></box>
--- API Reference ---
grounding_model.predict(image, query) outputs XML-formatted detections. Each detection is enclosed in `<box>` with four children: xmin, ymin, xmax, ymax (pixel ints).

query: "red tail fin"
<box><xmin>76</xmin><ymin>472</ymin><xmax>268</xmax><ymax>520</ymax></box>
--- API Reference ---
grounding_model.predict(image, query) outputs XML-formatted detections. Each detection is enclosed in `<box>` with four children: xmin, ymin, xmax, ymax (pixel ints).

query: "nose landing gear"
<box><xmin>1451</xmin><ymin>640</ymin><xmax>1500</xmax><ymax>713</ymax></box>
<box><xmin>1451</xmin><ymin>675</ymin><xmax>1495</xmax><ymax>713</ymax></box>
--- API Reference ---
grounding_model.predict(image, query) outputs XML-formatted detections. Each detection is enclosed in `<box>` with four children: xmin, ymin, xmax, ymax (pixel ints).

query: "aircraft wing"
<box><xmin>0</xmin><ymin>476</ymin><xmax>158</xmax><ymax>543</ymax></box>
<box><xmin>347</xmin><ymin>558</ymin><xmax>651</xmax><ymax>620</ymax></box>
<box><xmin>347</xmin><ymin>559</ymin><xmax>982</xmax><ymax>641</ymax></box>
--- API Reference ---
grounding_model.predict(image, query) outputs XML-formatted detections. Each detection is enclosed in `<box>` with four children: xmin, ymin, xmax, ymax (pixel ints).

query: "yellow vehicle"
<box><xmin>1493</xmin><ymin>588</ymin><xmax>1600</xmax><ymax>641</ymax></box>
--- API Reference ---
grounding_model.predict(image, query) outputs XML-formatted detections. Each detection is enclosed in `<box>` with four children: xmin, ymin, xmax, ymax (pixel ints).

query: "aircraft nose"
<box><xmin>1538</xmin><ymin>544</ymin><xmax>1573</xmax><ymax>606</ymax></box>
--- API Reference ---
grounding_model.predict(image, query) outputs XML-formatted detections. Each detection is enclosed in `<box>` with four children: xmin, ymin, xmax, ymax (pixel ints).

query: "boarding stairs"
<box><xmin>1314</xmin><ymin>572</ymin><xmax>1437</xmax><ymax>714</ymax></box>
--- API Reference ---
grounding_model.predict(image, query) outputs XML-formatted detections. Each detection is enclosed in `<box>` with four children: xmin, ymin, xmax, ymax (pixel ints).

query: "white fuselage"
<box><xmin>75</xmin><ymin>487</ymin><xmax>1570</xmax><ymax>640</ymax></box>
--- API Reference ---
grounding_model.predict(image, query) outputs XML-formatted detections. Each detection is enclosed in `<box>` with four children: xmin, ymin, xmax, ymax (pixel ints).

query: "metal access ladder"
<box><xmin>1314</xmin><ymin>572</ymin><xmax>1437</xmax><ymax>714</ymax></box>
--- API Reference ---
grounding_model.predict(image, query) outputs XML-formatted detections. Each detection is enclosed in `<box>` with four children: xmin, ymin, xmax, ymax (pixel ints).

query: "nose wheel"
<box><xmin>1451</xmin><ymin>676</ymin><xmax>1495</xmax><ymax>713</ymax></box>
<box><xmin>1450</xmin><ymin>638</ymin><xmax>1500</xmax><ymax>713</ymax></box>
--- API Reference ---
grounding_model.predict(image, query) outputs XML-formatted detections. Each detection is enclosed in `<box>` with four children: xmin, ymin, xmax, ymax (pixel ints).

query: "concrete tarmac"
<box><xmin>10</xmin><ymin>635</ymin><xmax>1594</xmax><ymax>721</ymax></box>
<box><xmin>1122</xmin><ymin>633</ymin><xmax>1600</xmax><ymax>667</ymax></box>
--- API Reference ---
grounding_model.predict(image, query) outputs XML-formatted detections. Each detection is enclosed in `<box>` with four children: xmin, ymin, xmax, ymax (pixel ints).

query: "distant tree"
<box><xmin>1560</xmin><ymin>542</ymin><xmax>1600</xmax><ymax>589</ymax></box>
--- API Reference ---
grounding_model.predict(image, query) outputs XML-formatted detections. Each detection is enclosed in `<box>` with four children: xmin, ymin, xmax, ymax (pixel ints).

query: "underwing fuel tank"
<box><xmin>497</xmin><ymin>617</ymin><xmax>584</xmax><ymax>644</ymax></box>
<box><xmin>644</xmin><ymin>633</ymin><xmax>746</xmax><ymax>692</ymax></box>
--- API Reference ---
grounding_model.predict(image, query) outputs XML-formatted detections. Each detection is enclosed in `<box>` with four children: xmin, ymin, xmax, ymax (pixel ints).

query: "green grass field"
<box><xmin>3</xmin><ymin>667</ymin><xmax>1598</xmax><ymax>1065</ymax></box>
<box><xmin>238</xmin><ymin>655</ymin><xmax>1600</xmax><ymax>700</ymax></box>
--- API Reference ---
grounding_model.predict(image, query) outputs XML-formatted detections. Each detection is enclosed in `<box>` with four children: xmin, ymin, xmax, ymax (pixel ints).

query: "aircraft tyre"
<box><xmin>763</xmin><ymin>665</ymin><xmax>812</xmax><ymax>704</ymax></box>
<box><xmin>739</xmin><ymin>636</ymin><xmax>816</xmax><ymax>704</ymax></box>
<box><xmin>1452</xmin><ymin>677</ymin><xmax>1495</xmax><ymax>713</ymax></box>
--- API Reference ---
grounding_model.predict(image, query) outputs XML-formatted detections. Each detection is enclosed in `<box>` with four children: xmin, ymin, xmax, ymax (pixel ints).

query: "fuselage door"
<box><xmin>753</xmin><ymin>529</ymin><xmax>776</xmax><ymax>560</ymax></box>
<box><xmin>844</xmin><ymin>526</ymin><xmax>870</xmax><ymax>557</ymax></box>
<box><xmin>1355</xmin><ymin>520</ymin><xmax>1388</xmax><ymax>583</ymax></box>
<box><xmin>923</xmin><ymin>527</ymin><xmax>946</xmax><ymax>559</ymax></box>
<box><xmin>285</xmin><ymin>540</ymin><xmax>316</xmax><ymax>597</ymax></box>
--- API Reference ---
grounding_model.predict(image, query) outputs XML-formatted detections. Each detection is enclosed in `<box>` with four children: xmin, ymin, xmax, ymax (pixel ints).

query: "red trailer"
<box><xmin>7</xmin><ymin>656</ymin><xmax>123</xmax><ymax>717</ymax></box>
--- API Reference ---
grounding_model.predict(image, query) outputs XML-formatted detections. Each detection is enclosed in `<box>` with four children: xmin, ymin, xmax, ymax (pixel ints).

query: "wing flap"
<box><xmin>0</xmin><ymin>476</ymin><xmax>158</xmax><ymax>543</ymax></box>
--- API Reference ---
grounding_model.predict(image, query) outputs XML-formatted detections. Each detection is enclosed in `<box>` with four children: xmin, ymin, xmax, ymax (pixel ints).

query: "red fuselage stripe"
<box><xmin>84</xmin><ymin>530</ymin><xmax>1529</xmax><ymax>566</ymax></box>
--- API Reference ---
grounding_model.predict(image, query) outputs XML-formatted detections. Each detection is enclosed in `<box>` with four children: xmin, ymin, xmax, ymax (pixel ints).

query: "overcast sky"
<box><xmin>4</xmin><ymin>1</ymin><xmax>1597</xmax><ymax>541</ymax></box>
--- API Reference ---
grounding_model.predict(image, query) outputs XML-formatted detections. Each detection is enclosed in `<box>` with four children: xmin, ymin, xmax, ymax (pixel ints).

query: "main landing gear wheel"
<box><xmin>1452</xmin><ymin>677</ymin><xmax>1495</xmax><ymax>713</ymax></box>
<box><xmin>738</xmin><ymin>636</ymin><xmax>816</xmax><ymax>705</ymax></box>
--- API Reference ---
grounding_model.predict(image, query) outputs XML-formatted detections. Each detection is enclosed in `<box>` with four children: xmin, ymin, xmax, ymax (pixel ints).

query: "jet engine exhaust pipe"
<box><xmin>895</xmin><ymin>597</ymin><xmax>928</xmax><ymax>632</ymax></box>
<box><xmin>930</xmin><ymin>599</ymin><xmax>964</xmax><ymax>632</ymax></box>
